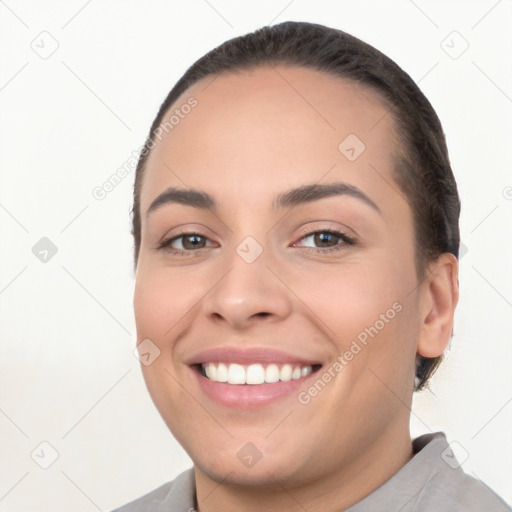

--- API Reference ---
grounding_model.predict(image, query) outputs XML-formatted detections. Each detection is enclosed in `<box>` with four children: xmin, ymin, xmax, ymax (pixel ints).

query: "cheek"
<box><xmin>133</xmin><ymin>268</ymin><xmax>197</xmax><ymax>435</ymax></box>
<box><xmin>285</xmin><ymin>258</ymin><xmax>405</xmax><ymax>341</ymax></box>
<box><xmin>133</xmin><ymin>267</ymin><xmax>198</xmax><ymax>344</ymax></box>
<box><xmin>285</xmin><ymin>254</ymin><xmax>419</xmax><ymax>385</ymax></box>
<box><xmin>299</xmin><ymin>261</ymin><xmax>418</xmax><ymax>420</ymax></box>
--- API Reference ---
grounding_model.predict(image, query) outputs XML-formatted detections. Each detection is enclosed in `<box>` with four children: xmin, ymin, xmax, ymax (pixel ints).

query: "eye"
<box><xmin>157</xmin><ymin>228</ymin><xmax>355</xmax><ymax>256</ymax></box>
<box><xmin>158</xmin><ymin>232</ymin><xmax>215</xmax><ymax>254</ymax></box>
<box><xmin>293</xmin><ymin>229</ymin><xmax>355</xmax><ymax>252</ymax></box>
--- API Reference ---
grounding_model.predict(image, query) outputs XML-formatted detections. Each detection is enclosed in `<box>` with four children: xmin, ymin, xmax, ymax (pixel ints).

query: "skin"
<box><xmin>133</xmin><ymin>65</ymin><xmax>459</xmax><ymax>511</ymax></box>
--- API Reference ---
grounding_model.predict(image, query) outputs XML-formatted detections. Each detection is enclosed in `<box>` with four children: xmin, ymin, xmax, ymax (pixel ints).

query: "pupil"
<box><xmin>183</xmin><ymin>235</ymin><xmax>204</xmax><ymax>250</ymax></box>
<box><xmin>315</xmin><ymin>233</ymin><xmax>336</xmax><ymax>247</ymax></box>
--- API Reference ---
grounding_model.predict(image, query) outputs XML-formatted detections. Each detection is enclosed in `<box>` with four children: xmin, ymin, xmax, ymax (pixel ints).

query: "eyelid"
<box><xmin>158</xmin><ymin>231</ymin><xmax>217</xmax><ymax>252</ymax></box>
<box><xmin>155</xmin><ymin>223</ymin><xmax>221</xmax><ymax>257</ymax></box>
<box><xmin>291</xmin><ymin>222</ymin><xmax>356</xmax><ymax>243</ymax></box>
<box><xmin>287</xmin><ymin>222</ymin><xmax>357</xmax><ymax>255</ymax></box>
<box><xmin>158</xmin><ymin>223</ymin><xmax>218</xmax><ymax>245</ymax></box>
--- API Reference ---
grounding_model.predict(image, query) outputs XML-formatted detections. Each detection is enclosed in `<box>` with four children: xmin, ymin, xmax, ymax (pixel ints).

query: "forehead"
<box><xmin>140</xmin><ymin>65</ymin><xmax>404</xmax><ymax>217</ymax></box>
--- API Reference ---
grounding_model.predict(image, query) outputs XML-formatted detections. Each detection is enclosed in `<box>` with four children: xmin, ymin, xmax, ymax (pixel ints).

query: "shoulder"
<box><xmin>347</xmin><ymin>432</ymin><xmax>510</xmax><ymax>512</ymax></box>
<box><xmin>419</xmin><ymin>462</ymin><xmax>510</xmax><ymax>511</ymax></box>
<box><xmin>110</xmin><ymin>468</ymin><xmax>196</xmax><ymax>512</ymax></box>
<box><xmin>408</xmin><ymin>433</ymin><xmax>510</xmax><ymax>511</ymax></box>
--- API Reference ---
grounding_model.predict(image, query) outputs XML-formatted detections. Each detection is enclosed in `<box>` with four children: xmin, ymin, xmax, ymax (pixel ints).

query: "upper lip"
<box><xmin>185</xmin><ymin>346</ymin><xmax>323</xmax><ymax>366</ymax></box>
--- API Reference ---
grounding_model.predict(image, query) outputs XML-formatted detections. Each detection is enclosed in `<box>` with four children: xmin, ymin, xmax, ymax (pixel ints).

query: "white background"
<box><xmin>0</xmin><ymin>1</ymin><xmax>511</xmax><ymax>510</ymax></box>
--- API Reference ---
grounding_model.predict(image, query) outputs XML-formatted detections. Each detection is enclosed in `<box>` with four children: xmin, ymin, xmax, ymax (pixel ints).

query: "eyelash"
<box><xmin>157</xmin><ymin>229</ymin><xmax>356</xmax><ymax>256</ymax></box>
<box><xmin>294</xmin><ymin>229</ymin><xmax>356</xmax><ymax>253</ymax></box>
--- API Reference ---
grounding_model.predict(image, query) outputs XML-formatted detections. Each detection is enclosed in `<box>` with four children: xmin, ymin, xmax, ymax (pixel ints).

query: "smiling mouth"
<box><xmin>196</xmin><ymin>362</ymin><xmax>323</xmax><ymax>385</ymax></box>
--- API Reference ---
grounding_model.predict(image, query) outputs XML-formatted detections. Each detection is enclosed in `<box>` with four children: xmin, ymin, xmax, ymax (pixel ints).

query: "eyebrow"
<box><xmin>272</xmin><ymin>182</ymin><xmax>381</xmax><ymax>213</ymax></box>
<box><xmin>146</xmin><ymin>188</ymin><xmax>215</xmax><ymax>217</ymax></box>
<box><xmin>145</xmin><ymin>182</ymin><xmax>381</xmax><ymax>217</ymax></box>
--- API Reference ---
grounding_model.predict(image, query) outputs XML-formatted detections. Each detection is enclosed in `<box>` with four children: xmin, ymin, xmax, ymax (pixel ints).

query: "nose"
<box><xmin>200</xmin><ymin>242</ymin><xmax>292</xmax><ymax>330</ymax></box>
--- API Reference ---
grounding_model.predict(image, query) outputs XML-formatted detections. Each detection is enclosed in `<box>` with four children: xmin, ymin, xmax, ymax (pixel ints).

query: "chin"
<box><xmin>192</xmin><ymin>441</ymin><xmax>315</xmax><ymax>490</ymax></box>
<box><xmin>196</xmin><ymin>458</ymin><xmax>299</xmax><ymax>489</ymax></box>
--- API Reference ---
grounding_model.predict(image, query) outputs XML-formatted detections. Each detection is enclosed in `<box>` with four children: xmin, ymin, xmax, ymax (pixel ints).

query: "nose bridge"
<box><xmin>200</xmin><ymin>235</ymin><xmax>291</xmax><ymax>327</ymax></box>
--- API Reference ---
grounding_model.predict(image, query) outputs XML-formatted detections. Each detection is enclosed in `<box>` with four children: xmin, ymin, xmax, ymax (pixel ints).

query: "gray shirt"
<box><xmin>112</xmin><ymin>432</ymin><xmax>510</xmax><ymax>511</ymax></box>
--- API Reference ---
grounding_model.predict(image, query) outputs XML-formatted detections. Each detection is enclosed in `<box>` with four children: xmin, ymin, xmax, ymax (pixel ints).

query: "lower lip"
<box><xmin>192</xmin><ymin>367</ymin><xmax>319</xmax><ymax>409</ymax></box>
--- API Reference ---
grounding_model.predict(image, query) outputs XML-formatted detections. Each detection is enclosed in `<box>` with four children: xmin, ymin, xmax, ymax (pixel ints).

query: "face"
<box><xmin>133</xmin><ymin>66</ymin><xmax>423</xmax><ymax>488</ymax></box>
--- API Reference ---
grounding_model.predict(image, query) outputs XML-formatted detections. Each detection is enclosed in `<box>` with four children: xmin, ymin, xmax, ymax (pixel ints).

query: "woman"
<box><xmin>113</xmin><ymin>21</ymin><xmax>509</xmax><ymax>511</ymax></box>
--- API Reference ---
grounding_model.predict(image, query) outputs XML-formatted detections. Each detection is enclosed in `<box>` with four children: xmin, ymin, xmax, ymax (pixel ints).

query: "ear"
<box><xmin>417</xmin><ymin>253</ymin><xmax>459</xmax><ymax>358</ymax></box>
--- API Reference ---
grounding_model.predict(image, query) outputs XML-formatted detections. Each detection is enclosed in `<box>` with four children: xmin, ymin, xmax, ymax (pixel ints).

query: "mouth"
<box><xmin>195</xmin><ymin>362</ymin><xmax>321</xmax><ymax>385</ymax></box>
<box><xmin>187</xmin><ymin>346</ymin><xmax>324</xmax><ymax>409</ymax></box>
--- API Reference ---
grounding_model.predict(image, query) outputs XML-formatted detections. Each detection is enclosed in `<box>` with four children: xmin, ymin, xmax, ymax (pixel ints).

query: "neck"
<box><xmin>194</xmin><ymin>421</ymin><xmax>414</xmax><ymax>512</ymax></box>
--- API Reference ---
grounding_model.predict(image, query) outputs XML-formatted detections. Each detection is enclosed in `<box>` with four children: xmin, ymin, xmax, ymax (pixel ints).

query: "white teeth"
<box><xmin>201</xmin><ymin>362</ymin><xmax>315</xmax><ymax>384</ymax></box>
<box><xmin>265</xmin><ymin>364</ymin><xmax>280</xmax><ymax>383</ymax></box>
<box><xmin>301</xmin><ymin>366</ymin><xmax>312</xmax><ymax>377</ymax></box>
<box><xmin>217</xmin><ymin>362</ymin><xmax>228</xmax><ymax>382</ymax></box>
<box><xmin>246</xmin><ymin>364</ymin><xmax>265</xmax><ymax>385</ymax></box>
<box><xmin>227</xmin><ymin>363</ymin><xmax>245</xmax><ymax>384</ymax></box>
<box><xmin>280</xmin><ymin>364</ymin><xmax>292</xmax><ymax>382</ymax></box>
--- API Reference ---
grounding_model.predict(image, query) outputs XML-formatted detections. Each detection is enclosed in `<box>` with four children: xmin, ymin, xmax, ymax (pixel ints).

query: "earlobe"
<box><xmin>417</xmin><ymin>253</ymin><xmax>459</xmax><ymax>358</ymax></box>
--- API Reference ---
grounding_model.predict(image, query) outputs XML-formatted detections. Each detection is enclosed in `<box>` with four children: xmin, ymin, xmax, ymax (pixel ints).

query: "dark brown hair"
<box><xmin>130</xmin><ymin>21</ymin><xmax>460</xmax><ymax>391</ymax></box>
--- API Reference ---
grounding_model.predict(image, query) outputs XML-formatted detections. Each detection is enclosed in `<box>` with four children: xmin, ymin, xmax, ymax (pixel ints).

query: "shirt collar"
<box><xmin>346</xmin><ymin>431</ymin><xmax>450</xmax><ymax>511</ymax></box>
